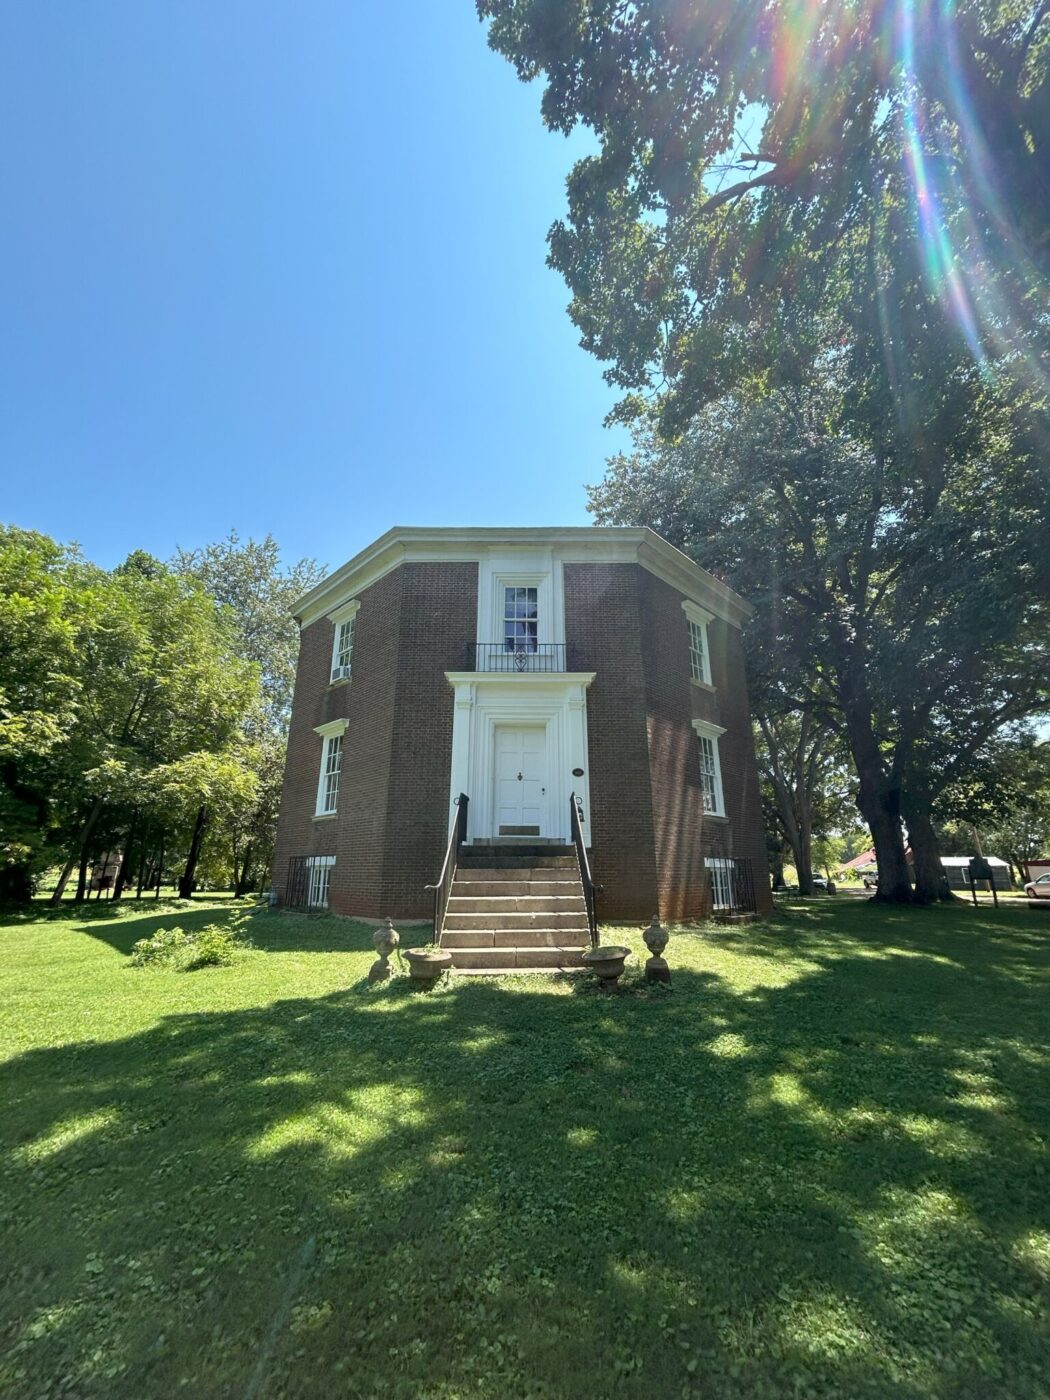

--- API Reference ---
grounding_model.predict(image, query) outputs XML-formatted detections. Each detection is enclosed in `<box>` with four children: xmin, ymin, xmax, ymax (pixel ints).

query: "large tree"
<box><xmin>481</xmin><ymin>0</ymin><xmax>1050</xmax><ymax>899</ymax></box>
<box><xmin>479</xmin><ymin>0</ymin><xmax>1048</xmax><ymax>421</ymax></box>
<box><xmin>590</xmin><ymin>368</ymin><xmax>1049</xmax><ymax>900</ymax></box>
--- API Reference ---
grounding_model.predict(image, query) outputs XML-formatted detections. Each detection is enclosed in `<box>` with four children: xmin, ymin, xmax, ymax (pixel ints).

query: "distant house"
<box><xmin>938</xmin><ymin>856</ymin><xmax>1013</xmax><ymax>891</ymax></box>
<box><xmin>1028</xmin><ymin>858</ymin><xmax>1050</xmax><ymax>882</ymax></box>
<box><xmin>838</xmin><ymin>847</ymin><xmax>1013</xmax><ymax>890</ymax></box>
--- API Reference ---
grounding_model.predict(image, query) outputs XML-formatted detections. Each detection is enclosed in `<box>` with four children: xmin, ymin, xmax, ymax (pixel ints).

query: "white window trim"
<box><xmin>314</xmin><ymin>718</ymin><xmax>349</xmax><ymax>816</ymax></box>
<box><xmin>306</xmin><ymin>855</ymin><xmax>335</xmax><ymax>909</ymax></box>
<box><xmin>691</xmin><ymin>718</ymin><xmax>727</xmax><ymax>817</ymax></box>
<box><xmin>327</xmin><ymin>598</ymin><xmax>360</xmax><ymax>684</ymax></box>
<box><xmin>682</xmin><ymin>600</ymin><xmax>714</xmax><ymax>687</ymax></box>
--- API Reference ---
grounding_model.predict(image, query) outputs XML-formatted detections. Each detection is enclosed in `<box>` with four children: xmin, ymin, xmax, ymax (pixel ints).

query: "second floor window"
<box><xmin>693</xmin><ymin>721</ymin><xmax>727</xmax><ymax>816</ymax></box>
<box><xmin>688</xmin><ymin>619</ymin><xmax>709</xmax><ymax>683</ymax></box>
<box><xmin>332</xmin><ymin>616</ymin><xmax>355</xmax><ymax>680</ymax></box>
<box><xmin>503</xmin><ymin>586</ymin><xmax>538</xmax><ymax>653</ymax></box>
<box><xmin>319</xmin><ymin>734</ymin><xmax>343</xmax><ymax>814</ymax></box>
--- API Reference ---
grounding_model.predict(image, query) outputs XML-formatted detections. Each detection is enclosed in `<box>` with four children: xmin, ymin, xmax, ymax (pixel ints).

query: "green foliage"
<box><xmin>3</xmin><ymin>897</ymin><xmax>1049</xmax><ymax>1395</ymax></box>
<box><xmin>130</xmin><ymin>921</ymin><xmax>249</xmax><ymax>971</ymax></box>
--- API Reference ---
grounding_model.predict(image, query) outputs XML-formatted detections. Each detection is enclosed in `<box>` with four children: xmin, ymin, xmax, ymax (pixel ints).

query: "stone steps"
<box><xmin>442</xmin><ymin>928</ymin><xmax>589</xmax><ymax>949</ymax></box>
<box><xmin>448</xmin><ymin>946</ymin><xmax>587</xmax><ymax>970</ymax></box>
<box><xmin>442</xmin><ymin>843</ymin><xmax>591</xmax><ymax>973</ymax></box>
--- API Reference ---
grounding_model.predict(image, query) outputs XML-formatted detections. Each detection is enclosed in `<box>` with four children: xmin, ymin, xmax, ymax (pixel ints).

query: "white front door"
<box><xmin>494</xmin><ymin>726</ymin><xmax>547</xmax><ymax>836</ymax></box>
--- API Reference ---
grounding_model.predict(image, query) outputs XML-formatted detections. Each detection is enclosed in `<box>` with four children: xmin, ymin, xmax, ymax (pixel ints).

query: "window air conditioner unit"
<box><xmin>331</xmin><ymin>665</ymin><xmax>351</xmax><ymax>681</ymax></box>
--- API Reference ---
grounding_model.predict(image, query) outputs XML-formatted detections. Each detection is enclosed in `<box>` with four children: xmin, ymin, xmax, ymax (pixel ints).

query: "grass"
<box><xmin>1</xmin><ymin>897</ymin><xmax>1049</xmax><ymax>1398</ymax></box>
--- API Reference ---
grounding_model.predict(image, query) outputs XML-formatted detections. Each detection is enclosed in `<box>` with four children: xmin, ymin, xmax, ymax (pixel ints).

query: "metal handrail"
<box><xmin>424</xmin><ymin>794</ymin><xmax>469</xmax><ymax>945</ymax></box>
<box><xmin>569</xmin><ymin>792</ymin><xmax>602</xmax><ymax>949</ymax></box>
<box><xmin>466</xmin><ymin>642</ymin><xmax>570</xmax><ymax>673</ymax></box>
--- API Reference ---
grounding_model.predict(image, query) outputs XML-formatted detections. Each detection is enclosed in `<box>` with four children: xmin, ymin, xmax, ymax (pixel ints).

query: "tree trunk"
<box><xmin>770</xmin><ymin>844</ymin><xmax>786</xmax><ymax>890</ymax></box>
<box><xmin>75</xmin><ymin>845</ymin><xmax>91</xmax><ymax>904</ymax></box>
<box><xmin>852</xmin><ymin>753</ymin><xmax>912</xmax><ymax>902</ymax></box>
<box><xmin>50</xmin><ymin>798</ymin><xmax>105</xmax><ymax>905</ymax></box>
<box><xmin>112</xmin><ymin>812</ymin><xmax>138</xmax><ymax>902</ymax></box>
<box><xmin>154</xmin><ymin>835</ymin><xmax>165</xmax><ymax>900</ymax></box>
<box><xmin>837</xmin><ymin>655</ymin><xmax>912</xmax><ymax>903</ymax></box>
<box><xmin>135</xmin><ymin>841</ymin><xmax>147</xmax><ymax>899</ymax></box>
<box><xmin>905</xmin><ymin>805</ymin><xmax>954</xmax><ymax>903</ymax></box>
<box><xmin>235</xmin><ymin>842</ymin><xmax>255</xmax><ymax>899</ymax></box>
<box><xmin>178</xmin><ymin>806</ymin><xmax>208</xmax><ymax>899</ymax></box>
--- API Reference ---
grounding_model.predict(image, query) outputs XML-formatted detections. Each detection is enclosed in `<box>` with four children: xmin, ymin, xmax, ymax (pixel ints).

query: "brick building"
<box><xmin>272</xmin><ymin>526</ymin><xmax>771</xmax><ymax>959</ymax></box>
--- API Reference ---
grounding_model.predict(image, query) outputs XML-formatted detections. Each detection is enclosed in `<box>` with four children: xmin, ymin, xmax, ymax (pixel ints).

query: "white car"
<box><xmin>1024</xmin><ymin>872</ymin><xmax>1050</xmax><ymax>899</ymax></box>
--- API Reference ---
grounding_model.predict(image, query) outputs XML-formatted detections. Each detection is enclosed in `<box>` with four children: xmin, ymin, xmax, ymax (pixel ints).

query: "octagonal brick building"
<box><xmin>272</xmin><ymin>526</ymin><xmax>772</xmax><ymax>930</ymax></box>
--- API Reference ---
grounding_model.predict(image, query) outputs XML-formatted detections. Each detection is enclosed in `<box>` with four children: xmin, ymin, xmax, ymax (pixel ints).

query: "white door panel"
<box><xmin>494</xmin><ymin>726</ymin><xmax>547</xmax><ymax>834</ymax></box>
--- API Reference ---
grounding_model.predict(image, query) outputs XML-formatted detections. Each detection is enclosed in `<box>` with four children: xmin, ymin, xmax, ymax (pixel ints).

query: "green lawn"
<box><xmin>2</xmin><ymin>897</ymin><xmax>1049</xmax><ymax>1398</ymax></box>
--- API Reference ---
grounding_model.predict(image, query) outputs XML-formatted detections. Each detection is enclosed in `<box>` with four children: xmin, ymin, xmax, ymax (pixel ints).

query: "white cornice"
<box><xmin>294</xmin><ymin>526</ymin><xmax>753</xmax><ymax>629</ymax></box>
<box><xmin>444</xmin><ymin>671</ymin><xmax>597</xmax><ymax>689</ymax></box>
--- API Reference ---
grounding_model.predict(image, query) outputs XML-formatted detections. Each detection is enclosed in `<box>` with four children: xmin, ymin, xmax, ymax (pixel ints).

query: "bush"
<box><xmin>130</xmin><ymin>923</ymin><xmax>249</xmax><ymax>971</ymax></box>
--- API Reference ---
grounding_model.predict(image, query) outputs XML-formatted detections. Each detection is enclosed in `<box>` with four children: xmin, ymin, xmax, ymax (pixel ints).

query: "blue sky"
<box><xmin>0</xmin><ymin>4</ymin><xmax>627</xmax><ymax>574</ymax></box>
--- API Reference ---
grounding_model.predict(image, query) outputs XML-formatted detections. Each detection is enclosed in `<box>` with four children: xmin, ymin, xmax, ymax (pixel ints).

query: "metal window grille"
<box><xmin>706</xmin><ymin>857</ymin><xmax>757</xmax><ymax>915</ymax></box>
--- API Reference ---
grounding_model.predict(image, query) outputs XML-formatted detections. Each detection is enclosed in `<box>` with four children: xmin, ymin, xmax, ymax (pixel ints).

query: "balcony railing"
<box><xmin>466</xmin><ymin>642</ymin><xmax>572</xmax><ymax>673</ymax></box>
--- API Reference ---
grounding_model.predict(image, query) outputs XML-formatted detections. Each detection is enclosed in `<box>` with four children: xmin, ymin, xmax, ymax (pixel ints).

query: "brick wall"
<box><xmin>639</xmin><ymin>571</ymin><xmax>772</xmax><ymax>919</ymax></box>
<box><xmin>564</xmin><ymin>563</ymin><xmax>658</xmax><ymax>920</ymax></box>
<box><xmin>381</xmin><ymin>562</ymin><xmax>478</xmax><ymax>916</ymax></box>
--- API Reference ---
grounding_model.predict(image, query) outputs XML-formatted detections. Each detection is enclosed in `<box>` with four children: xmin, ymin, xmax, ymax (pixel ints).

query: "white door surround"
<box><xmin>494</xmin><ymin>725</ymin><xmax>547</xmax><ymax>835</ymax></box>
<box><xmin>444</xmin><ymin>671</ymin><xmax>596</xmax><ymax>844</ymax></box>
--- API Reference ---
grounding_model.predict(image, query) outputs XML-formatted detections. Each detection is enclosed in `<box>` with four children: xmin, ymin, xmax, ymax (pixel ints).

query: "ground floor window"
<box><xmin>307</xmin><ymin>855</ymin><xmax>335</xmax><ymax>910</ymax></box>
<box><xmin>707</xmin><ymin>857</ymin><xmax>734</xmax><ymax>910</ymax></box>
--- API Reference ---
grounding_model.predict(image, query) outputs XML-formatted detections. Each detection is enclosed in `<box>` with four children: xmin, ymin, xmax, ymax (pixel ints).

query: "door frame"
<box><xmin>444</xmin><ymin>672</ymin><xmax>596</xmax><ymax>844</ymax></box>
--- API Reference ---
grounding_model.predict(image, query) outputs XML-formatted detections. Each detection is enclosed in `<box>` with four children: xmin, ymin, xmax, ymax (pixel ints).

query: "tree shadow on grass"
<box><xmin>69</xmin><ymin>903</ymin><xmax>433</xmax><ymax>960</ymax></box>
<box><xmin>1</xmin><ymin>923</ymin><xmax>1049</xmax><ymax>1398</ymax></box>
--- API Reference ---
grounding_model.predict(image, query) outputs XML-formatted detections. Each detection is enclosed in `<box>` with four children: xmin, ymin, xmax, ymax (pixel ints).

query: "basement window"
<box><xmin>307</xmin><ymin>855</ymin><xmax>335</xmax><ymax>910</ymax></box>
<box><xmin>707</xmin><ymin>858</ymin><xmax>734</xmax><ymax>910</ymax></box>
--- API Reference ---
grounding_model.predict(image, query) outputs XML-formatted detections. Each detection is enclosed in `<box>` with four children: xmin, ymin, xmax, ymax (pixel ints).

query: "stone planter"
<box><xmin>404</xmin><ymin>948</ymin><xmax>453</xmax><ymax>989</ymax></box>
<box><xmin>582</xmin><ymin>944</ymin><xmax>631</xmax><ymax>988</ymax></box>
<box><xmin>643</xmin><ymin>915</ymin><xmax>671</xmax><ymax>984</ymax></box>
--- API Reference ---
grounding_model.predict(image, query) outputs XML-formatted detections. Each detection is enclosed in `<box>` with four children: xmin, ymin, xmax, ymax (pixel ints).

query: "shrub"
<box><xmin>130</xmin><ymin>923</ymin><xmax>250</xmax><ymax>971</ymax></box>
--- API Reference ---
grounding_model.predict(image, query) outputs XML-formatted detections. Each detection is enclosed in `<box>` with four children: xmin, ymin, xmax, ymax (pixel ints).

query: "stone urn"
<box><xmin>368</xmin><ymin>918</ymin><xmax>400</xmax><ymax>983</ymax></box>
<box><xmin>404</xmin><ymin>947</ymin><xmax>453</xmax><ymax>989</ymax></box>
<box><xmin>582</xmin><ymin>944</ymin><xmax>631</xmax><ymax>989</ymax></box>
<box><xmin>643</xmin><ymin>915</ymin><xmax>671</xmax><ymax>984</ymax></box>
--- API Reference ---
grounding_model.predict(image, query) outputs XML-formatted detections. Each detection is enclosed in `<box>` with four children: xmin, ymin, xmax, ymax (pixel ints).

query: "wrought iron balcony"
<box><xmin>466</xmin><ymin>642</ymin><xmax>573</xmax><ymax>673</ymax></box>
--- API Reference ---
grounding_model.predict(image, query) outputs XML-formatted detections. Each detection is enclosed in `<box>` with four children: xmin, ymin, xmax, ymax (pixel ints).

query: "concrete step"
<box><xmin>453</xmin><ymin>866</ymin><xmax>580</xmax><ymax>884</ymax></box>
<box><xmin>465</xmin><ymin>843</ymin><xmax>575</xmax><ymax>858</ymax></box>
<box><xmin>448</xmin><ymin>946</ymin><xmax>587</xmax><ymax>970</ymax></box>
<box><xmin>457</xmin><ymin>855</ymin><xmax>578</xmax><ymax>870</ymax></box>
<box><xmin>447</xmin><ymin>894</ymin><xmax>587</xmax><ymax>915</ymax></box>
<box><xmin>444</xmin><ymin>910</ymin><xmax>590</xmax><ymax>932</ymax></box>
<box><xmin>442</xmin><ymin>928</ymin><xmax>590</xmax><ymax>949</ymax></box>
<box><xmin>449</xmin><ymin>878</ymin><xmax>582</xmax><ymax>897</ymax></box>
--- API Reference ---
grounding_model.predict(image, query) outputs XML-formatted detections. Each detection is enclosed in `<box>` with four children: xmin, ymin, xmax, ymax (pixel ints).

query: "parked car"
<box><xmin>863</xmin><ymin>873</ymin><xmax>878</xmax><ymax>890</ymax></box>
<box><xmin>1024</xmin><ymin>872</ymin><xmax>1050</xmax><ymax>899</ymax></box>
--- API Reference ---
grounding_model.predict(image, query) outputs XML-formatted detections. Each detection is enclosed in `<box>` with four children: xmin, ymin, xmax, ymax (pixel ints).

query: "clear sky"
<box><xmin>0</xmin><ymin>3</ymin><xmax>628</xmax><ymax>574</ymax></box>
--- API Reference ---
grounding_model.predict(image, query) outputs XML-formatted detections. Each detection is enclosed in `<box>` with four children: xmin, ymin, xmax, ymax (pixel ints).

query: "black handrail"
<box><xmin>424</xmin><ymin>794</ymin><xmax>469</xmax><ymax>945</ymax></box>
<box><xmin>570</xmin><ymin>792</ymin><xmax>602</xmax><ymax>949</ymax></box>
